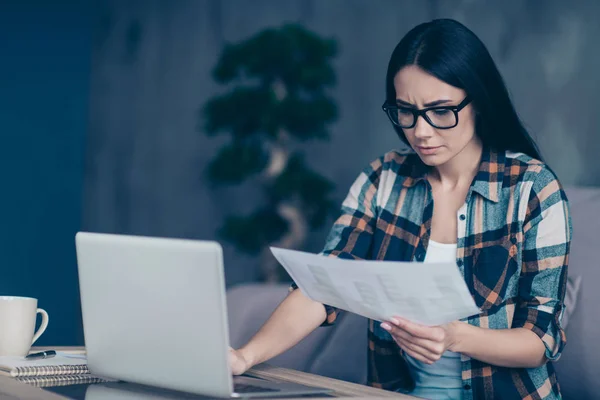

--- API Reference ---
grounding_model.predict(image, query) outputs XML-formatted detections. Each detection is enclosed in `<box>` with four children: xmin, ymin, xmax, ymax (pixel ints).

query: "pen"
<box><xmin>25</xmin><ymin>350</ymin><xmax>56</xmax><ymax>360</ymax></box>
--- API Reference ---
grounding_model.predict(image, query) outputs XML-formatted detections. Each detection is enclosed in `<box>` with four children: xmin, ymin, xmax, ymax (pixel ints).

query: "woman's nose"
<box><xmin>413</xmin><ymin>115</ymin><xmax>434</xmax><ymax>139</ymax></box>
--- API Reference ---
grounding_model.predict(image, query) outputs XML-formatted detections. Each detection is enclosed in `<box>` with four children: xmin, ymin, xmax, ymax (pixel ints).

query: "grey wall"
<box><xmin>84</xmin><ymin>0</ymin><xmax>600</xmax><ymax>286</ymax></box>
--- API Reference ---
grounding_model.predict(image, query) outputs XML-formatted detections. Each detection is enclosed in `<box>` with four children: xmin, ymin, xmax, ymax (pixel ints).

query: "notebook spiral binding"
<box><xmin>12</xmin><ymin>364</ymin><xmax>90</xmax><ymax>377</ymax></box>
<box><xmin>16</xmin><ymin>374</ymin><xmax>108</xmax><ymax>388</ymax></box>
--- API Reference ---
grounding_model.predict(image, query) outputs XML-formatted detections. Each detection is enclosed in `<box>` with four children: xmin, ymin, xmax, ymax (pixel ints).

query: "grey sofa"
<box><xmin>226</xmin><ymin>186</ymin><xmax>600</xmax><ymax>399</ymax></box>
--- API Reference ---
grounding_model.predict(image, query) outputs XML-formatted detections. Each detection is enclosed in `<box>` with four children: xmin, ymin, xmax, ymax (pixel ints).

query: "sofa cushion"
<box><xmin>553</xmin><ymin>186</ymin><xmax>600</xmax><ymax>398</ymax></box>
<box><xmin>562</xmin><ymin>274</ymin><xmax>582</xmax><ymax>329</ymax></box>
<box><xmin>308</xmin><ymin>312</ymin><xmax>368</xmax><ymax>384</ymax></box>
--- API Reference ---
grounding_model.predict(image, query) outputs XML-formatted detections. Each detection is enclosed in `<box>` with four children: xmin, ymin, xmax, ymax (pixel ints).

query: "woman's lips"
<box><xmin>416</xmin><ymin>145</ymin><xmax>442</xmax><ymax>155</ymax></box>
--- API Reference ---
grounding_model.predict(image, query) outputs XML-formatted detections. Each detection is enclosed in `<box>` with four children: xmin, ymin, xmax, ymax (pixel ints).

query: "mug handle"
<box><xmin>31</xmin><ymin>308</ymin><xmax>49</xmax><ymax>345</ymax></box>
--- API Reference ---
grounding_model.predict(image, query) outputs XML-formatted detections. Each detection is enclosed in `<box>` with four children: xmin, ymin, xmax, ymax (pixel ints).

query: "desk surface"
<box><xmin>0</xmin><ymin>347</ymin><xmax>418</xmax><ymax>399</ymax></box>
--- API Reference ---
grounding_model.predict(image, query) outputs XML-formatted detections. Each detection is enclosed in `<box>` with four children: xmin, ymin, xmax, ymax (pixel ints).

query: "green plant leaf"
<box><xmin>278</xmin><ymin>24</ymin><xmax>337</xmax><ymax>92</ymax></box>
<box><xmin>276</xmin><ymin>94</ymin><xmax>337</xmax><ymax>140</ymax></box>
<box><xmin>202</xmin><ymin>87</ymin><xmax>277</xmax><ymax>138</ymax></box>
<box><xmin>206</xmin><ymin>141</ymin><xmax>268</xmax><ymax>185</ymax></box>
<box><xmin>268</xmin><ymin>154</ymin><xmax>337</xmax><ymax>229</ymax></box>
<box><xmin>204</xmin><ymin>23</ymin><xmax>340</xmax><ymax>263</ymax></box>
<box><xmin>219</xmin><ymin>209</ymin><xmax>289</xmax><ymax>255</ymax></box>
<box><xmin>211</xmin><ymin>24</ymin><xmax>337</xmax><ymax>91</ymax></box>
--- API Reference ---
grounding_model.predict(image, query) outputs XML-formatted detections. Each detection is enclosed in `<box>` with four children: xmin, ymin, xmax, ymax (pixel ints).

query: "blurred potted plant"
<box><xmin>201</xmin><ymin>24</ymin><xmax>339</xmax><ymax>282</ymax></box>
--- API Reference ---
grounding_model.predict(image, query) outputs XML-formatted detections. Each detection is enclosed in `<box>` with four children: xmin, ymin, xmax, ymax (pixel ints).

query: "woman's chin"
<box><xmin>415</xmin><ymin>152</ymin><xmax>450</xmax><ymax>167</ymax></box>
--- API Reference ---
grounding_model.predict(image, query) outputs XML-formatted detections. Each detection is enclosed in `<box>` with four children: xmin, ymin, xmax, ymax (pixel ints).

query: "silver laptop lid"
<box><xmin>75</xmin><ymin>232</ymin><xmax>234</xmax><ymax>398</ymax></box>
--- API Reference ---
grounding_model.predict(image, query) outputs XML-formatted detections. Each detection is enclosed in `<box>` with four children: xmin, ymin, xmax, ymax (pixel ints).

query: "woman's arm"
<box><xmin>510</xmin><ymin>168</ymin><xmax>571</xmax><ymax>361</ymax></box>
<box><xmin>382</xmin><ymin>317</ymin><xmax>546</xmax><ymax>368</ymax></box>
<box><xmin>453</xmin><ymin>324</ymin><xmax>546</xmax><ymax>368</ymax></box>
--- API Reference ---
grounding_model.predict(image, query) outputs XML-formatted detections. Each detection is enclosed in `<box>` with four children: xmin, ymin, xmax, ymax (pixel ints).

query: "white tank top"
<box><xmin>405</xmin><ymin>239</ymin><xmax>463</xmax><ymax>400</ymax></box>
<box><xmin>424</xmin><ymin>239</ymin><xmax>458</xmax><ymax>263</ymax></box>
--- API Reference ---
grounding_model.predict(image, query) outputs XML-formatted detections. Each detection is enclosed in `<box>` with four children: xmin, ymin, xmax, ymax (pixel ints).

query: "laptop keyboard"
<box><xmin>234</xmin><ymin>383</ymin><xmax>280</xmax><ymax>393</ymax></box>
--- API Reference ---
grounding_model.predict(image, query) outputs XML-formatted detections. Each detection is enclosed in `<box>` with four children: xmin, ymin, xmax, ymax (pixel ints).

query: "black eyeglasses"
<box><xmin>382</xmin><ymin>97</ymin><xmax>471</xmax><ymax>129</ymax></box>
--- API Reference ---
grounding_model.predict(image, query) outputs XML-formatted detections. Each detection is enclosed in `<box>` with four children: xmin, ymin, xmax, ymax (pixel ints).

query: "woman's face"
<box><xmin>393</xmin><ymin>65</ymin><xmax>479</xmax><ymax>167</ymax></box>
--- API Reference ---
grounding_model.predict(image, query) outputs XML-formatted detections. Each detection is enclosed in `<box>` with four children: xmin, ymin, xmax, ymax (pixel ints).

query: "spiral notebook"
<box><xmin>0</xmin><ymin>353</ymin><xmax>110</xmax><ymax>387</ymax></box>
<box><xmin>16</xmin><ymin>374</ymin><xmax>107</xmax><ymax>388</ymax></box>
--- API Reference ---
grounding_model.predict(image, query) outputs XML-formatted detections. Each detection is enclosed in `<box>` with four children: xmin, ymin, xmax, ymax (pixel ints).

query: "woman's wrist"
<box><xmin>447</xmin><ymin>320</ymin><xmax>473</xmax><ymax>353</ymax></box>
<box><xmin>238</xmin><ymin>346</ymin><xmax>258</xmax><ymax>369</ymax></box>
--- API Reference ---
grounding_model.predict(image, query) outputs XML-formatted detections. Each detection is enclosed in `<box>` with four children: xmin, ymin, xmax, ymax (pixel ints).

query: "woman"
<box><xmin>230</xmin><ymin>19</ymin><xmax>570</xmax><ymax>400</ymax></box>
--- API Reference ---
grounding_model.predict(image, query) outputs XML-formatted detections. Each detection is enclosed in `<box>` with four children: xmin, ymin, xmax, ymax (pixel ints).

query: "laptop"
<box><xmin>75</xmin><ymin>232</ymin><xmax>332</xmax><ymax>398</ymax></box>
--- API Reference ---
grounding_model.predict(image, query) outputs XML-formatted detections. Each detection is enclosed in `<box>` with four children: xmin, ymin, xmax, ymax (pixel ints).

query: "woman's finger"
<box><xmin>397</xmin><ymin>340</ymin><xmax>436</xmax><ymax>365</ymax></box>
<box><xmin>391</xmin><ymin>317</ymin><xmax>445</xmax><ymax>342</ymax></box>
<box><xmin>395</xmin><ymin>337</ymin><xmax>439</xmax><ymax>364</ymax></box>
<box><xmin>390</xmin><ymin>325</ymin><xmax>445</xmax><ymax>355</ymax></box>
<box><xmin>383</xmin><ymin>322</ymin><xmax>445</xmax><ymax>356</ymax></box>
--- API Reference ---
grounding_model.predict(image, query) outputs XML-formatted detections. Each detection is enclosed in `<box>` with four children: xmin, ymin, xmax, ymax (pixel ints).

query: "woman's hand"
<box><xmin>381</xmin><ymin>317</ymin><xmax>461</xmax><ymax>365</ymax></box>
<box><xmin>229</xmin><ymin>347</ymin><xmax>252</xmax><ymax>375</ymax></box>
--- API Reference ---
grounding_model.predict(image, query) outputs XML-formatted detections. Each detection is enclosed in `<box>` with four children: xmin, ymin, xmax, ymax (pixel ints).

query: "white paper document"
<box><xmin>270</xmin><ymin>247</ymin><xmax>481</xmax><ymax>326</ymax></box>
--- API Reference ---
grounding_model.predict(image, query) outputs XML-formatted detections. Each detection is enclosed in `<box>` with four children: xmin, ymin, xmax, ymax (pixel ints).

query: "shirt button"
<box><xmin>464</xmin><ymin>384</ymin><xmax>471</xmax><ymax>390</ymax></box>
<box><xmin>459</xmin><ymin>214</ymin><xmax>466</xmax><ymax>221</ymax></box>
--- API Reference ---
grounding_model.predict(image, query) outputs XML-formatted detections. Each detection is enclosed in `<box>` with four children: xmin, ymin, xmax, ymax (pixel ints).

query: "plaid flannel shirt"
<box><xmin>294</xmin><ymin>147</ymin><xmax>571</xmax><ymax>400</ymax></box>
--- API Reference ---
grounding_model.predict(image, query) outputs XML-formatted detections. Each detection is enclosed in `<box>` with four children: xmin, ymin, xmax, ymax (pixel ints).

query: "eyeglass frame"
<box><xmin>381</xmin><ymin>96</ymin><xmax>472</xmax><ymax>130</ymax></box>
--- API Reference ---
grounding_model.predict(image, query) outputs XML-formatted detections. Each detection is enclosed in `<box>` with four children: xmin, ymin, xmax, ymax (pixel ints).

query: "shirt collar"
<box><xmin>401</xmin><ymin>147</ymin><xmax>505</xmax><ymax>203</ymax></box>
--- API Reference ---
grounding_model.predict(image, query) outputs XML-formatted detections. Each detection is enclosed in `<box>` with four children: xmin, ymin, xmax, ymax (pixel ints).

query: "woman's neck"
<box><xmin>429</xmin><ymin>138</ymin><xmax>483</xmax><ymax>190</ymax></box>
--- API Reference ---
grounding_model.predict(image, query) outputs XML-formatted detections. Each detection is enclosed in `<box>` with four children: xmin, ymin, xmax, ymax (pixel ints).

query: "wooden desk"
<box><xmin>0</xmin><ymin>347</ymin><xmax>418</xmax><ymax>399</ymax></box>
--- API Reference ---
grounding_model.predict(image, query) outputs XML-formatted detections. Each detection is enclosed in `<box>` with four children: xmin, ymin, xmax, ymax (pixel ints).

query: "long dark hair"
<box><xmin>386</xmin><ymin>19</ymin><xmax>543</xmax><ymax>161</ymax></box>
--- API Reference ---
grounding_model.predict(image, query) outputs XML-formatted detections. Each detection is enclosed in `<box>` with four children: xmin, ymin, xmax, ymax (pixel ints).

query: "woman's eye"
<box><xmin>398</xmin><ymin>108</ymin><xmax>413</xmax><ymax>116</ymax></box>
<box><xmin>432</xmin><ymin>109</ymin><xmax>451</xmax><ymax>116</ymax></box>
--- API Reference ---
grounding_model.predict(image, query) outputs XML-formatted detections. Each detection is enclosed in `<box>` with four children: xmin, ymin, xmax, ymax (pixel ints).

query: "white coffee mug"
<box><xmin>0</xmin><ymin>296</ymin><xmax>49</xmax><ymax>357</ymax></box>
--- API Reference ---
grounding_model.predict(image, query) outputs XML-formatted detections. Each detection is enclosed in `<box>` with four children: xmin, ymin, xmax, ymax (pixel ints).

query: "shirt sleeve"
<box><xmin>512</xmin><ymin>166</ymin><xmax>572</xmax><ymax>361</ymax></box>
<box><xmin>288</xmin><ymin>156</ymin><xmax>383</xmax><ymax>326</ymax></box>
